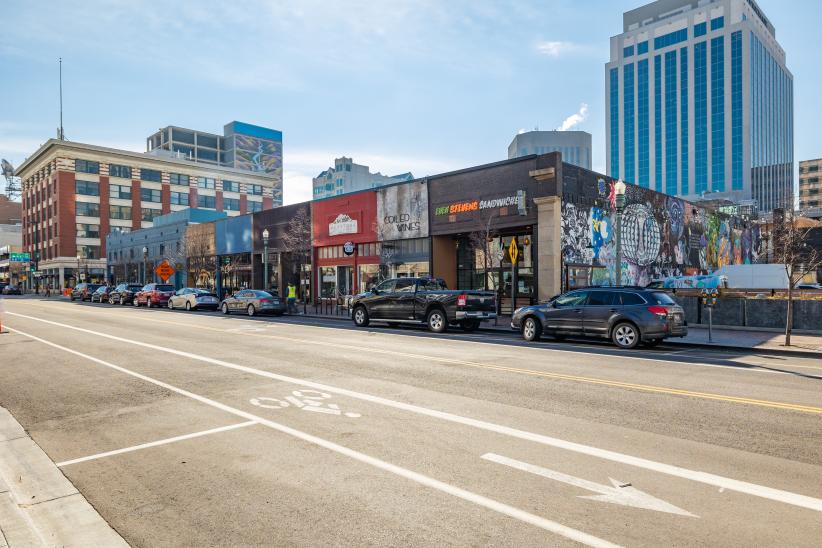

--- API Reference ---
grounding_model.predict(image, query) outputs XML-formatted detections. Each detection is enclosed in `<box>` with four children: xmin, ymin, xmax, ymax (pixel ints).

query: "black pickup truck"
<box><xmin>350</xmin><ymin>277</ymin><xmax>497</xmax><ymax>333</ymax></box>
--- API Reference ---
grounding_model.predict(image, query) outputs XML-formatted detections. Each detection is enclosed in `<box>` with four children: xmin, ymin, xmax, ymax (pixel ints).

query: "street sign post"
<box><xmin>154</xmin><ymin>261</ymin><xmax>175</xmax><ymax>283</ymax></box>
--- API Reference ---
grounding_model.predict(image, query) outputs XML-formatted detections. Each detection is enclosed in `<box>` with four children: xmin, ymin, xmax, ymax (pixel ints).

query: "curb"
<box><xmin>291</xmin><ymin>312</ymin><xmax>822</xmax><ymax>356</ymax></box>
<box><xmin>0</xmin><ymin>407</ymin><xmax>128</xmax><ymax>547</ymax></box>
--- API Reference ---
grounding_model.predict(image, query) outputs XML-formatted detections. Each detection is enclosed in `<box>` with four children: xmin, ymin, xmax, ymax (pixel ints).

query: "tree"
<box><xmin>281</xmin><ymin>205</ymin><xmax>312</xmax><ymax>302</ymax></box>
<box><xmin>771</xmin><ymin>209</ymin><xmax>822</xmax><ymax>346</ymax></box>
<box><xmin>185</xmin><ymin>224</ymin><xmax>216</xmax><ymax>289</ymax></box>
<box><xmin>467</xmin><ymin>208</ymin><xmax>501</xmax><ymax>291</ymax></box>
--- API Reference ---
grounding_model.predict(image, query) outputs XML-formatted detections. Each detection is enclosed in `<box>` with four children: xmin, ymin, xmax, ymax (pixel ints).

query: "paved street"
<box><xmin>1</xmin><ymin>296</ymin><xmax>821</xmax><ymax>547</ymax></box>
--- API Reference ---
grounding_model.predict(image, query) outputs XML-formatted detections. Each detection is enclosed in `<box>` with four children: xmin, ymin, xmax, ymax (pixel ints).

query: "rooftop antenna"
<box><xmin>58</xmin><ymin>57</ymin><xmax>65</xmax><ymax>140</ymax></box>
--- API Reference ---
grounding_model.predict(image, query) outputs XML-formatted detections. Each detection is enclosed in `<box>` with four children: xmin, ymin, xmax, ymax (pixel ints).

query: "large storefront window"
<box><xmin>320</xmin><ymin>266</ymin><xmax>336</xmax><ymax>298</ymax></box>
<box><xmin>219</xmin><ymin>253</ymin><xmax>252</xmax><ymax>294</ymax></box>
<box><xmin>455</xmin><ymin>233</ymin><xmax>534</xmax><ymax>299</ymax></box>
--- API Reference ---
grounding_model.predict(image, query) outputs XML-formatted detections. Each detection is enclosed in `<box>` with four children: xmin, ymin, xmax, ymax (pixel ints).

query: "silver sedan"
<box><xmin>168</xmin><ymin>288</ymin><xmax>220</xmax><ymax>311</ymax></box>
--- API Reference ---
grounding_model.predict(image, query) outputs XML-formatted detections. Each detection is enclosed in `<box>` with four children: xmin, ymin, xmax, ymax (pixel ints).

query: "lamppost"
<box><xmin>262</xmin><ymin>228</ymin><xmax>270</xmax><ymax>292</ymax></box>
<box><xmin>614</xmin><ymin>180</ymin><xmax>627</xmax><ymax>287</ymax></box>
<box><xmin>142</xmin><ymin>246</ymin><xmax>148</xmax><ymax>285</ymax></box>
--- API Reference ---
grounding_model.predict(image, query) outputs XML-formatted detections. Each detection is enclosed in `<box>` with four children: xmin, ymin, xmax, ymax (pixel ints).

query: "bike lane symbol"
<box><xmin>250</xmin><ymin>390</ymin><xmax>361</xmax><ymax>418</ymax></box>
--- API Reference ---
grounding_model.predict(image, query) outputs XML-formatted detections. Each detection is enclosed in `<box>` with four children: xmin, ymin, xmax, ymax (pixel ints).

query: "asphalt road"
<box><xmin>1</xmin><ymin>296</ymin><xmax>820</xmax><ymax>547</ymax></box>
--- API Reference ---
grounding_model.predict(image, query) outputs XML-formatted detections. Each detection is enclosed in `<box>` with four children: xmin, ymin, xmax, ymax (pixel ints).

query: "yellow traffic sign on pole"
<box><xmin>508</xmin><ymin>238</ymin><xmax>519</xmax><ymax>263</ymax></box>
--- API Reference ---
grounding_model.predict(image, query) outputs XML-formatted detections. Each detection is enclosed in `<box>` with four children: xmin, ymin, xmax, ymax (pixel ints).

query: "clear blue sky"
<box><xmin>0</xmin><ymin>0</ymin><xmax>818</xmax><ymax>204</ymax></box>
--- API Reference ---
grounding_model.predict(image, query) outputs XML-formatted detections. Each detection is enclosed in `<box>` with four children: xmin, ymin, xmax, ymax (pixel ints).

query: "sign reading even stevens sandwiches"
<box><xmin>329</xmin><ymin>213</ymin><xmax>358</xmax><ymax>236</ymax></box>
<box><xmin>434</xmin><ymin>194</ymin><xmax>521</xmax><ymax>216</ymax></box>
<box><xmin>376</xmin><ymin>183</ymin><xmax>428</xmax><ymax>240</ymax></box>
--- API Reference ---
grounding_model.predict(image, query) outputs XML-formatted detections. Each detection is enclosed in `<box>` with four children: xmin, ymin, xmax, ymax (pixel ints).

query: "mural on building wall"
<box><xmin>561</xmin><ymin>181</ymin><xmax>762</xmax><ymax>286</ymax></box>
<box><xmin>234</xmin><ymin>134</ymin><xmax>282</xmax><ymax>176</ymax></box>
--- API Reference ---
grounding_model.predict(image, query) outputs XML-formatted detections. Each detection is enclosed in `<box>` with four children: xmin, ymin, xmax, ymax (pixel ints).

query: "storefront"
<box><xmin>215</xmin><ymin>214</ymin><xmax>253</xmax><ymax>297</ymax></box>
<box><xmin>311</xmin><ymin>192</ymin><xmax>379</xmax><ymax>302</ymax></box>
<box><xmin>428</xmin><ymin>154</ymin><xmax>561</xmax><ymax>311</ymax></box>
<box><xmin>251</xmin><ymin>203</ymin><xmax>312</xmax><ymax>300</ymax></box>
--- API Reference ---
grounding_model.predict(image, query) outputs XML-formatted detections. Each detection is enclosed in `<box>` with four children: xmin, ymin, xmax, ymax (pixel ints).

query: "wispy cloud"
<box><xmin>535</xmin><ymin>41</ymin><xmax>580</xmax><ymax>57</ymax></box>
<box><xmin>556</xmin><ymin>103</ymin><xmax>589</xmax><ymax>131</ymax></box>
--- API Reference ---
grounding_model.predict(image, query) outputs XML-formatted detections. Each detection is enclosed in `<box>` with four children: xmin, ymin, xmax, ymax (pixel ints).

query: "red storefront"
<box><xmin>311</xmin><ymin>192</ymin><xmax>379</xmax><ymax>301</ymax></box>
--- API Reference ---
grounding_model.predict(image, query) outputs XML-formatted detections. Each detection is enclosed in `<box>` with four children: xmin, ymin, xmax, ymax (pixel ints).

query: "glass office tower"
<box><xmin>606</xmin><ymin>0</ymin><xmax>793</xmax><ymax>213</ymax></box>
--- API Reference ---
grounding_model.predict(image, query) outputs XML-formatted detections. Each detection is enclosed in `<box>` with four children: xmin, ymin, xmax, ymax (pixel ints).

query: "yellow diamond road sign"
<box><xmin>508</xmin><ymin>238</ymin><xmax>519</xmax><ymax>263</ymax></box>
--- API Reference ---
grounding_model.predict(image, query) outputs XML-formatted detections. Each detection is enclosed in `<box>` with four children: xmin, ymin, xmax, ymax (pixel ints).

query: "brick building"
<box><xmin>17</xmin><ymin>139</ymin><xmax>281</xmax><ymax>289</ymax></box>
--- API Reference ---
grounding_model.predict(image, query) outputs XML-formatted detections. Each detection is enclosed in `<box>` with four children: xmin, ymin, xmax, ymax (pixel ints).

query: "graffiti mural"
<box><xmin>561</xmin><ymin>178</ymin><xmax>762</xmax><ymax>287</ymax></box>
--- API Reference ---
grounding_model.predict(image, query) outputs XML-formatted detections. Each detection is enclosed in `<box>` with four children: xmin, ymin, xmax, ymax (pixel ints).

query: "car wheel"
<box><xmin>168</xmin><ymin>299</ymin><xmax>174</xmax><ymax>310</ymax></box>
<box><xmin>461</xmin><ymin>320</ymin><xmax>481</xmax><ymax>332</ymax></box>
<box><xmin>146</xmin><ymin>298</ymin><xmax>153</xmax><ymax>309</ymax></box>
<box><xmin>247</xmin><ymin>304</ymin><xmax>256</xmax><ymax>316</ymax></box>
<box><xmin>427</xmin><ymin>309</ymin><xmax>447</xmax><ymax>333</ymax></box>
<box><xmin>352</xmin><ymin>306</ymin><xmax>369</xmax><ymax>327</ymax></box>
<box><xmin>133</xmin><ymin>298</ymin><xmax>140</xmax><ymax>307</ymax></box>
<box><xmin>522</xmin><ymin>317</ymin><xmax>541</xmax><ymax>342</ymax></box>
<box><xmin>612</xmin><ymin>322</ymin><xmax>640</xmax><ymax>349</ymax></box>
<box><xmin>644</xmin><ymin>338</ymin><xmax>662</xmax><ymax>347</ymax></box>
<box><xmin>222</xmin><ymin>303</ymin><xmax>230</xmax><ymax>315</ymax></box>
<box><xmin>185</xmin><ymin>301</ymin><xmax>191</xmax><ymax>311</ymax></box>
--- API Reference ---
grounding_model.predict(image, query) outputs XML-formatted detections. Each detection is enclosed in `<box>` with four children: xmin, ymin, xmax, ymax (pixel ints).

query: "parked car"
<box><xmin>90</xmin><ymin>285</ymin><xmax>113</xmax><ymax>303</ymax></box>
<box><xmin>108</xmin><ymin>283</ymin><xmax>145</xmax><ymax>305</ymax></box>
<box><xmin>350</xmin><ymin>277</ymin><xmax>497</xmax><ymax>333</ymax></box>
<box><xmin>168</xmin><ymin>287</ymin><xmax>220</xmax><ymax>311</ymax></box>
<box><xmin>2</xmin><ymin>284</ymin><xmax>22</xmax><ymax>295</ymax></box>
<box><xmin>133</xmin><ymin>283</ymin><xmax>175</xmax><ymax>308</ymax></box>
<box><xmin>220</xmin><ymin>290</ymin><xmax>286</xmax><ymax>316</ymax></box>
<box><xmin>511</xmin><ymin>287</ymin><xmax>687</xmax><ymax>349</ymax></box>
<box><xmin>70</xmin><ymin>283</ymin><xmax>103</xmax><ymax>301</ymax></box>
<box><xmin>797</xmin><ymin>283</ymin><xmax>822</xmax><ymax>290</ymax></box>
<box><xmin>0</xmin><ymin>282</ymin><xmax>8</xmax><ymax>293</ymax></box>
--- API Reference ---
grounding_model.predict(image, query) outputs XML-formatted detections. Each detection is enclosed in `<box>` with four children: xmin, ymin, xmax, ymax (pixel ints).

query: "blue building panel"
<box><xmin>680</xmin><ymin>47</ymin><xmax>689</xmax><ymax>195</ymax></box>
<box><xmin>694</xmin><ymin>22</ymin><xmax>707</xmax><ymax>37</ymax></box>
<box><xmin>664</xmin><ymin>50</ymin><xmax>677</xmax><ymax>196</ymax></box>
<box><xmin>654</xmin><ymin>55</ymin><xmax>662</xmax><ymax>192</ymax></box>
<box><xmin>224</xmin><ymin>121</ymin><xmax>283</xmax><ymax>143</ymax></box>
<box><xmin>637</xmin><ymin>59</ymin><xmax>650</xmax><ymax>188</ymax></box>
<box><xmin>710</xmin><ymin>16</ymin><xmax>724</xmax><ymax>31</ymax></box>
<box><xmin>610</xmin><ymin>68</ymin><xmax>619</xmax><ymax>176</ymax></box>
<box><xmin>637</xmin><ymin>41</ymin><xmax>648</xmax><ymax>55</ymax></box>
<box><xmin>731</xmin><ymin>31</ymin><xmax>743</xmax><ymax>190</ymax></box>
<box><xmin>694</xmin><ymin>41</ymin><xmax>708</xmax><ymax>194</ymax></box>
<box><xmin>216</xmin><ymin>215</ymin><xmax>253</xmax><ymax>256</ymax></box>
<box><xmin>624</xmin><ymin>63</ymin><xmax>635</xmax><ymax>184</ymax></box>
<box><xmin>624</xmin><ymin>45</ymin><xmax>634</xmax><ymax>57</ymax></box>
<box><xmin>710</xmin><ymin>36</ymin><xmax>725</xmax><ymax>192</ymax></box>
<box><xmin>654</xmin><ymin>28</ymin><xmax>687</xmax><ymax>50</ymax></box>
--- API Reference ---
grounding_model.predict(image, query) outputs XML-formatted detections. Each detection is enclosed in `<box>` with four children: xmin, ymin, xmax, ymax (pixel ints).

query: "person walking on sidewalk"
<box><xmin>287</xmin><ymin>283</ymin><xmax>298</xmax><ymax>314</ymax></box>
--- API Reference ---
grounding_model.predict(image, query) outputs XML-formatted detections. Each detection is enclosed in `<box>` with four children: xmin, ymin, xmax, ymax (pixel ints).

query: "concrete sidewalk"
<box><xmin>0</xmin><ymin>407</ymin><xmax>127</xmax><ymax>547</ymax></box>
<box><xmin>293</xmin><ymin>308</ymin><xmax>822</xmax><ymax>355</ymax></box>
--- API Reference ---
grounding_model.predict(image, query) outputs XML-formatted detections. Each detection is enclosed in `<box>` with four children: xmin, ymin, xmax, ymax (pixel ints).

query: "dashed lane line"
<box><xmin>7</xmin><ymin>325</ymin><xmax>620</xmax><ymax>548</ymax></box>
<box><xmin>6</xmin><ymin>314</ymin><xmax>822</xmax><ymax>513</ymax></box>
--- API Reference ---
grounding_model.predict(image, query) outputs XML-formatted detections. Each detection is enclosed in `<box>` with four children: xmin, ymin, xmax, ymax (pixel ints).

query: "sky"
<box><xmin>0</xmin><ymin>0</ymin><xmax>819</xmax><ymax>204</ymax></box>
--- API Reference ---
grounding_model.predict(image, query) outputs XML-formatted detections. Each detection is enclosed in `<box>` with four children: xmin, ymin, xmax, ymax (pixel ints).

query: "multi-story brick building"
<box><xmin>799</xmin><ymin>158</ymin><xmax>821</xmax><ymax>211</ymax></box>
<box><xmin>17</xmin><ymin>139</ymin><xmax>282</xmax><ymax>290</ymax></box>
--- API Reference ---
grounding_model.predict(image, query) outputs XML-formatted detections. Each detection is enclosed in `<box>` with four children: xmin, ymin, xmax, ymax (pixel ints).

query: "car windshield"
<box><xmin>156</xmin><ymin>285</ymin><xmax>174</xmax><ymax>291</ymax></box>
<box><xmin>650</xmin><ymin>292</ymin><xmax>677</xmax><ymax>305</ymax></box>
<box><xmin>128</xmin><ymin>285</ymin><xmax>143</xmax><ymax>290</ymax></box>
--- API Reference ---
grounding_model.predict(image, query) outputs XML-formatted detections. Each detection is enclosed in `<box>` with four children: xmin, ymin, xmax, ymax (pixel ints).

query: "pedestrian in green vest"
<box><xmin>287</xmin><ymin>283</ymin><xmax>297</xmax><ymax>314</ymax></box>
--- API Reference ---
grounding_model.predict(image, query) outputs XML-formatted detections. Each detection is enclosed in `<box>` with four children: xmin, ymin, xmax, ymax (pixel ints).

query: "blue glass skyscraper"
<box><xmin>606</xmin><ymin>0</ymin><xmax>793</xmax><ymax>213</ymax></box>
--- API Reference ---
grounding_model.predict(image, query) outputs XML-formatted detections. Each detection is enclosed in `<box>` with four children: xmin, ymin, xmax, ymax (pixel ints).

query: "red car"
<box><xmin>133</xmin><ymin>283</ymin><xmax>175</xmax><ymax>308</ymax></box>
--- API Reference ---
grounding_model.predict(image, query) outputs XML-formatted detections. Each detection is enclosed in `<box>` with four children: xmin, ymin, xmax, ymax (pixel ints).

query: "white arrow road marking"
<box><xmin>482</xmin><ymin>453</ymin><xmax>697</xmax><ymax>517</ymax></box>
<box><xmin>7</xmin><ymin>312</ymin><xmax>822</xmax><ymax>513</ymax></box>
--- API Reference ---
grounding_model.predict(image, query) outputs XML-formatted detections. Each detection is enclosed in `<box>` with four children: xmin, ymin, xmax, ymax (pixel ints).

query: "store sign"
<box><xmin>329</xmin><ymin>214</ymin><xmax>358</xmax><ymax>236</ymax></box>
<box><xmin>9</xmin><ymin>252</ymin><xmax>30</xmax><ymax>262</ymax></box>
<box><xmin>343</xmin><ymin>241</ymin><xmax>355</xmax><ymax>256</ymax></box>
<box><xmin>376</xmin><ymin>183</ymin><xmax>428</xmax><ymax>240</ymax></box>
<box><xmin>434</xmin><ymin>193</ymin><xmax>522</xmax><ymax>216</ymax></box>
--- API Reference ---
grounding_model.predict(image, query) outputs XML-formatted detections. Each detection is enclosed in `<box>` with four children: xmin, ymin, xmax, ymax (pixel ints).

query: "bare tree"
<box><xmin>185</xmin><ymin>224</ymin><xmax>216</xmax><ymax>289</ymax></box>
<box><xmin>281</xmin><ymin>205</ymin><xmax>312</xmax><ymax>301</ymax></box>
<box><xmin>771</xmin><ymin>209</ymin><xmax>822</xmax><ymax>346</ymax></box>
<box><xmin>467</xmin><ymin>209</ymin><xmax>501</xmax><ymax>291</ymax></box>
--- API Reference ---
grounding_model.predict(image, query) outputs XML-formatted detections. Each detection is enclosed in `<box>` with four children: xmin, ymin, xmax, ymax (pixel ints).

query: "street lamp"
<box><xmin>142</xmin><ymin>246</ymin><xmax>148</xmax><ymax>285</ymax></box>
<box><xmin>262</xmin><ymin>228</ymin><xmax>270</xmax><ymax>291</ymax></box>
<box><xmin>614</xmin><ymin>180</ymin><xmax>627</xmax><ymax>287</ymax></box>
<box><xmin>76</xmin><ymin>253</ymin><xmax>81</xmax><ymax>283</ymax></box>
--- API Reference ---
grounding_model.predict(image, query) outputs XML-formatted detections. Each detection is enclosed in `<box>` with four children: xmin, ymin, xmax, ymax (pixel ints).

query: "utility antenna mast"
<box><xmin>58</xmin><ymin>57</ymin><xmax>65</xmax><ymax>140</ymax></box>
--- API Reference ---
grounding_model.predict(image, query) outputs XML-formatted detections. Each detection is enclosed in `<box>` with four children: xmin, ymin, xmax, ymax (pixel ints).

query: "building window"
<box><xmin>169</xmin><ymin>173</ymin><xmax>190</xmax><ymax>186</ymax></box>
<box><xmin>694</xmin><ymin>22</ymin><xmax>707</xmax><ymax>37</ymax></box>
<box><xmin>197</xmin><ymin>177</ymin><xmax>216</xmax><ymax>189</ymax></box>
<box><xmin>197</xmin><ymin>148</ymin><xmax>218</xmax><ymax>162</ymax></box>
<box><xmin>170</xmin><ymin>191</ymin><xmax>188</xmax><ymax>205</ymax></box>
<box><xmin>109</xmin><ymin>164</ymin><xmax>132</xmax><ymax>179</ymax></box>
<box><xmin>77</xmin><ymin>245</ymin><xmax>100</xmax><ymax>259</ymax></box>
<box><xmin>247</xmin><ymin>200</ymin><xmax>262</xmax><ymax>213</ymax></box>
<box><xmin>75</xmin><ymin>159</ymin><xmax>99</xmax><ymax>174</ymax></box>
<box><xmin>75</xmin><ymin>223</ymin><xmax>100</xmax><ymax>239</ymax></box>
<box><xmin>711</xmin><ymin>36</ymin><xmax>725</xmax><ymax>192</ymax></box>
<box><xmin>110</xmin><ymin>183</ymin><xmax>132</xmax><ymax>200</ymax></box>
<box><xmin>140</xmin><ymin>168</ymin><xmax>162</xmax><ymax>182</ymax></box>
<box><xmin>654</xmin><ymin>28</ymin><xmax>687</xmax><ymax>50</ymax></box>
<box><xmin>75</xmin><ymin>180</ymin><xmax>100</xmax><ymax>196</ymax></box>
<box><xmin>731</xmin><ymin>31</ymin><xmax>743</xmax><ymax>191</ymax></box>
<box><xmin>609</xmin><ymin>68</ymin><xmax>619</xmax><ymax>177</ymax></box>
<box><xmin>109</xmin><ymin>205</ymin><xmax>132</xmax><ymax>220</ymax></box>
<box><xmin>224</xmin><ymin>198</ymin><xmax>240</xmax><ymax>211</ymax></box>
<box><xmin>695</xmin><ymin>41</ymin><xmax>708</xmax><ymax>194</ymax></box>
<box><xmin>710</xmin><ymin>16</ymin><xmax>724</xmax><ymax>31</ymax></box>
<box><xmin>623</xmin><ymin>63</ymin><xmax>635</xmax><ymax>185</ymax></box>
<box><xmin>637</xmin><ymin>41</ymin><xmax>648</xmax><ymax>55</ymax></box>
<box><xmin>623</xmin><ymin>45</ymin><xmax>634</xmax><ymax>57</ymax></box>
<box><xmin>141</xmin><ymin>208</ymin><xmax>161</xmax><ymax>221</ymax></box>
<box><xmin>664</xmin><ymin>50</ymin><xmax>677</xmax><ymax>196</ymax></box>
<box><xmin>637</xmin><ymin>60</ymin><xmax>649</xmax><ymax>187</ymax></box>
<box><xmin>654</xmin><ymin>54</ymin><xmax>662</xmax><ymax>192</ymax></box>
<box><xmin>197</xmin><ymin>195</ymin><xmax>216</xmax><ymax>209</ymax></box>
<box><xmin>140</xmin><ymin>188</ymin><xmax>162</xmax><ymax>203</ymax></box>
<box><xmin>111</xmin><ymin>226</ymin><xmax>131</xmax><ymax>234</ymax></box>
<box><xmin>172</xmin><ymin>128</ymin><xmax>195</xmax><ymax>144</ymax></box>
<box><xmin>680</xmin><ymin>47</ymin><xmax>689</xmax><ymax>196</ymax></box>
<box><xmin>76</xmin><ymin>201</ymin><xmax>100</xmax><ymax>217</ymax></box>
<box><xmin>248</xmin><ymin>184</ymin><xmax>263</xmax><ymax>196</ymax></box>
<box><xmin>222</xmin><ymin>180</ymin><xmax>240</xmax><ymax>193</ymax></box>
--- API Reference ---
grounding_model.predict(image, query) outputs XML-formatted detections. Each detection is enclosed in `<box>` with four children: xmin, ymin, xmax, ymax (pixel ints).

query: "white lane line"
<box><xmin>57</xmin><ymin>421</ymin><xmax>257</xmax><ymax>467</ymax></box>
<box><xmin>8</xmin><ymin>312</ymin><xmax>822</xmax><ymax>513</ymax></box>
<box><xmin>7</xmin><ymin>326</ymin><xmax>619</xmax><ymax>548</ymax></box>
